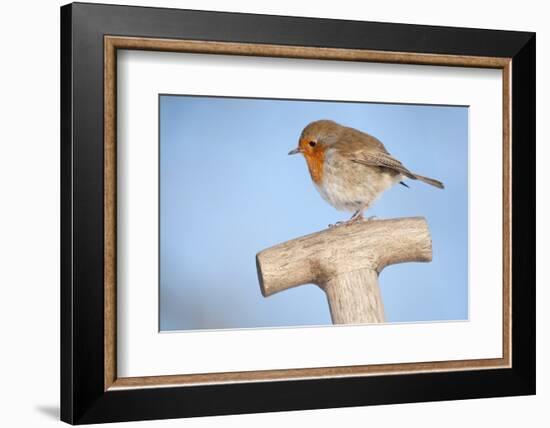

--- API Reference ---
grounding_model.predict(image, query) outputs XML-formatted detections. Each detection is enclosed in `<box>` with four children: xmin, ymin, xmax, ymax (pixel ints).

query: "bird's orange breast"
<box><xmin>303</xmin><ymin>148</ymin><xmax>325</xmax><ymax>184</ymax></box>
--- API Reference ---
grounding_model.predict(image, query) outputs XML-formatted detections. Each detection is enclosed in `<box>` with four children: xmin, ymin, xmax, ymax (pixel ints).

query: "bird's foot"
<box><xmin>345</xmin><ymin>210</ymin><xmax>368</xmax><ymax>225</ymax></box>
<box><xmin>328</xmin><ymin>221</ymin><xmax>345</xmax><ymax>228</ymax></box>
<box><xmin>346</xmin><ymin>217</ymin><xmax>364</xmax><ymax>225</ymax></box>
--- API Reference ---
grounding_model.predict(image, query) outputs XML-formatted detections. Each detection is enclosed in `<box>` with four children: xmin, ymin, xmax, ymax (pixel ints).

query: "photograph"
<box><xmin>159</xmin><ymin>95</ymin><xmax>468</xmax><ymax>331</ymax></box>
<box><xmin>55</xmin><ymin>2</ymin><xmax>535</xmax><ymax>424</ymax></box>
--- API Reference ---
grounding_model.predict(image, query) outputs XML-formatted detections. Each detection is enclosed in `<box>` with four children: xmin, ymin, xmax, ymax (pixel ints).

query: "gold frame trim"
<box><xmin>104</xmin><ymin>36</ymin><xmax>512</xmax><ymax>391</ymax></box>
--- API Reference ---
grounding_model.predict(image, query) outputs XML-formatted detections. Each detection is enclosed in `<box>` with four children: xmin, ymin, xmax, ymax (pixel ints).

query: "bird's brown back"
<box><xmin>329</xmin><ymin>124</ymin><xmax>389</xmax><ymax>156</ymax></box>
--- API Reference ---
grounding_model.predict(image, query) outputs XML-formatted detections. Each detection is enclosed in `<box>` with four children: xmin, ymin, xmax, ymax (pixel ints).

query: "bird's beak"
<box><xmin>288</xmin><ymin>148</ymin><xmax>302</xmax><ymax>155</ymax></box>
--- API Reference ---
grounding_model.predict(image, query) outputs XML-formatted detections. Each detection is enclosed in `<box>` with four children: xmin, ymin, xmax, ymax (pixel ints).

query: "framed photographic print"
<box><xmin>60</xmin><ymin>2</ymin><xmax>536</xmax><ymax>424</ymax></box>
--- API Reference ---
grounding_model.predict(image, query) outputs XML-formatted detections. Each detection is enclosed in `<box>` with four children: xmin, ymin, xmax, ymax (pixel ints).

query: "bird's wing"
<box><xmin>349</xmin><ymin>151</ymin><xmax>415</xmax><ymax>179</ymax></box>
<box><xmin>330</xmin><ymin>126</ymin><xmax>412</xmax><ymax>175</ymax></box>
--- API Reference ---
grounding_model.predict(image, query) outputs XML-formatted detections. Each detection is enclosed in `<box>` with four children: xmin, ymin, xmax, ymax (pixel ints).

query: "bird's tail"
<box><xmin>411</xmin><ymin>173</ymin><xmax>444</xmax><ymax>189</ymax></box>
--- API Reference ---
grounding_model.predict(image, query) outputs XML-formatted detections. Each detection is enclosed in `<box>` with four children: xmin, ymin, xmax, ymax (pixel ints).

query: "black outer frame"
<box><xmin>60</xmin><ymin>2</ymin><xmax>535</xmax><ymax>424</ymax></box>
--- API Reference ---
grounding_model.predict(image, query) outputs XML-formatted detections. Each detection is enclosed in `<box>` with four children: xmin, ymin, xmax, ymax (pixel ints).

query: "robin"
<box><xmin>288</xmin><ymin>120</ymin><xmax>444</xmax><ymax>225</ymax></box>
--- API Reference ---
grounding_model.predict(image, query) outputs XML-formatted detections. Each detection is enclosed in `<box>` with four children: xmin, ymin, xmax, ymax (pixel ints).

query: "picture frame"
<box><xmin>60</xmin><ymin>2</ymin><xmax>535</xmax><ymax>424</ymax></box>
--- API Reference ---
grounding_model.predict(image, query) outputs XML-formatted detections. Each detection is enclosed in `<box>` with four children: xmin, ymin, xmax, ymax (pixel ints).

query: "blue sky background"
<box><xmin>159</xmin><ymin>95</ymin><xmax>468</xmax><ymax>331</ymax></box>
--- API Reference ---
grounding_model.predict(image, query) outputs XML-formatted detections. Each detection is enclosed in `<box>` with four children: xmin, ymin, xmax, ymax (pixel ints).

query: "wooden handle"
<box><xmin>324</xmin><ymin>269</ymin><xmax>385</xmax><ymax>324</ymax></box>
<box><xmin>256</xmin><ymin>217</ymin><xmax>433</xmax><ymax>324</ymax></box>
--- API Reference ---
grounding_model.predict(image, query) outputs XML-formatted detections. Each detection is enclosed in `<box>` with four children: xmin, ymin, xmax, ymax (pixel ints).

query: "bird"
<box><xmin>288</xmin><ymin>120</ymin><xmax>444</xmax><ymax>226</ymax></box>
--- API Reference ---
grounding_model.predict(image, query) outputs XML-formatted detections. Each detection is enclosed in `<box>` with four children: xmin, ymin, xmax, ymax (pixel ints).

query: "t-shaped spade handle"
<box><xmin>256</xmin><ymin>217</ymin><xmax>433</xmax><ymax>324</ymax></box>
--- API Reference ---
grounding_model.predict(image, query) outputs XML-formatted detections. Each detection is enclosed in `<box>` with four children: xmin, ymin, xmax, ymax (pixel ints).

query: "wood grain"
<box><xmin>325</xmin><ymin>269</ymin><xmax>385</xmax><ymax>323</ymax></box>
<box><xmin>104</xmin><ymin>36</ymin><xmax>117</xmax><ymax>391</ymax></box>
<box><xmin>105</xmin><ymin>36</ymin><xmax>510</xmax><ymax>68</ymax></box>
<box><xmin>502</xmin><ymin>62</ymin><xmax>512</xmax><ymax>364</ymax></box>
<box><xmin>110</xmin><ymin>356</ymin><xmax>508</xmax><ymax>390</ymax></box>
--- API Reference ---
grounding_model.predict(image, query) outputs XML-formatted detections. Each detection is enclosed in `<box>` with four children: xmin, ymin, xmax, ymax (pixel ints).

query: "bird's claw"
<box><xmin>328</xmin><ymin>215</ymin><xmax>377</xmax><ymax>228</ymax></box>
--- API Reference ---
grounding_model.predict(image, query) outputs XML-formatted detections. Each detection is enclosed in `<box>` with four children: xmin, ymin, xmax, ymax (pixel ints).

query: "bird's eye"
<box><xmin>309</xmin><ymin>141</ymin><xmax>317</xmax><ymax>147</ymax></box>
